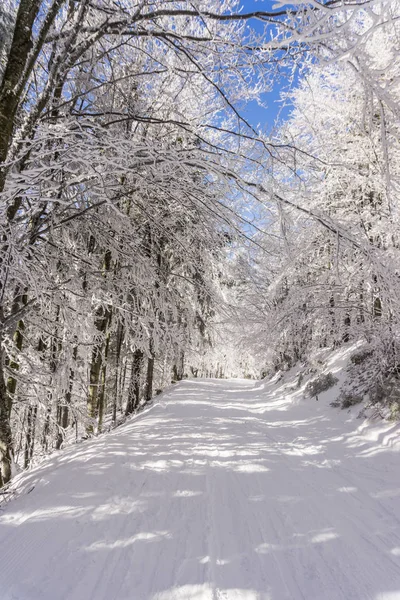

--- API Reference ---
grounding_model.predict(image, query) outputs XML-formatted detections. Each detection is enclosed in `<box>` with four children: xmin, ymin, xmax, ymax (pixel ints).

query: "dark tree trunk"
<box><xmin>120</xmin><ymin>358</ymin><xmax>128</xmax><ymax>411</ymax></box>
<box><xmin>145</xmin><ymin>351</ymin><xmax>155</xmax><ymax>405</ymax></box>
<box><xmin>87</xmin><ymin>344</ymin><xmax>102</xmax><ymax>435</ymax></box>
<box><xmin>0</xmin><ymin>0</ymin><xmax>42</xmax><ymax>190</ymax></box>
<box><xmin>87</xmin><ymin>248</ymin><xmax>112</xmax><ymax>434</ymax></box>
<box><xmin>5</xmin><ymin>319</ymin><xmax>24</xmax><ymax>413</ymax></box>
<box><xmin>97</xmin><ymin>331</ymin><xmax>110</xmax><ymax>433</ymax></box>
<box><xmin>87</xmin><ymin>246</ymin><xmax>112</xmax><ymax>433</ymax></box>
<box><xmin>55</xmin><ymin>404</ymin><xmax>68</xmax><ymax>451</ymax></box>
<box><xmin>87</xmin><ymin>310</ymin><xmax>112</xmax><ymax>435</ymax></box>
<box><xmin>125</xmin><ymin>349</ymin><xmax>143</xmax><ymax>415</ymax></box>
<box><xmin>112</xmin><ymin>321</ymin><xmax>124</xmax><ymax>423</ymax></box>
<box><xmin>343</xmin><ymin>313</ymin><xmax>351</xmax><ymax>343</ymax></box>
<box><xmin>0</xmin><ymin>342</ymin><xmax>13</xmax><ymax>487</ymax></box>
<box><xmin>24</xmin><ymin>404</ymin><xmax>37</xmax><ymax>469</ymax></box>
<box><xmin>373</xmin><ymin>296</ymin><xmax>382</xmax><ymax>318</ymax></box>
<box><xmin>55</xmin><ymin>343</ymin><xmax>75</xmax><ymax>451</ymax></box>
<box><xmin>42</xmin><ymin>306</ymin><xmax>61</xmax><ymax>451</ymax></box>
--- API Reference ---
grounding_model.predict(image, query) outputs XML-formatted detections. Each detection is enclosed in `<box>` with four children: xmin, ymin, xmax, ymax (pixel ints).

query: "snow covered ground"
<box><xmin>2</xmin><ymin>352</ymin><xmax>400</xmax><ymax>599</ymax></box>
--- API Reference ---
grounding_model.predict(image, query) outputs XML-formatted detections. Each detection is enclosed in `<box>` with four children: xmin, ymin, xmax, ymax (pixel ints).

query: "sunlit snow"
<box><xmin>1</xmin><ymin>348</ymin><xmax>400</xmax><ymax>599</ymax></box>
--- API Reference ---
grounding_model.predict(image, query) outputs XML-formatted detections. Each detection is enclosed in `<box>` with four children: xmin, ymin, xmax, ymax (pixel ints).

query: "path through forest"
<box><xmin>1</xmin><ymin>374</ymin><xmax>400</xmax><ymax>599</ymax></box>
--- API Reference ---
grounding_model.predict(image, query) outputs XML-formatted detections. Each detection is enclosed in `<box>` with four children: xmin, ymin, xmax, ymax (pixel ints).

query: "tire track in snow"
<box><xmin>205</xmin><ymin>457</ymin><xmax>219</xmax><ymax>600</ymax></box>
<box><xmin>259</xmin><ymin>425</ymin><xmax>400</xmax><ymax>598</ymax></box>
<box><xmin>2</xmin><ymin>379</ymin><xmax>400</xmax><ymax>600</ymax></box>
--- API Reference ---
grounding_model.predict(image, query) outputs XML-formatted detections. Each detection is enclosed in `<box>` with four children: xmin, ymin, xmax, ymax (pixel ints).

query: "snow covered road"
<box><xmin>2</xmin><ymin>375</ymin><xmax>400</xmax><ymax>600</ymax></box>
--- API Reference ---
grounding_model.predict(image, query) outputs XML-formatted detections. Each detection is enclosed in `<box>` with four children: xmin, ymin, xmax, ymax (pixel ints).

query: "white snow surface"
<box><xmin>2</xmin><ymin>350</ymin><xmax>400</xmax><ymax>599</ymax></box>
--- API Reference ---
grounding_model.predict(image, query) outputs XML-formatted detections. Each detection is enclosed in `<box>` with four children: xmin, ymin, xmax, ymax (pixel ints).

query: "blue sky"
<box><xmin>239</xmin><ymin>0</ymin><xmax>296</xmax><ymax>132</ymax></box>
<box><xmin>242</xmin><ymin>81</ymin><xmax>294</xmax><ymax>133</ymax></box>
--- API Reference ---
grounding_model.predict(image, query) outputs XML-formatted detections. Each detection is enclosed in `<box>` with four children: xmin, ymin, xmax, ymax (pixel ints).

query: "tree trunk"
<box><xmin>87</xmin><ymin>346</ymin><xmax>102</xmax><ymax>435</ymax></box>
<box><xmin>6</xmin><ymin>316</ymin><xmax>25</xmax><ymax>412</ymax></box>
<box><xmin>144</xmin><ymin>351</ymin><xmax>155</xmax><ymax>405</ymax></box>
<box><xmin>172</xmin><ymin>351</ymin><xmax>184</xmax><ymax>382</ymax></box>
<box><xmin>87</xmin><ymin>247</ymin><xmax>112</xmax><ymax>434</ymax></box>
<box><xmin>125</xmin><ymin>349</ymin><xmax>143</xmax><ymax>415</ymax></box>
<box><xmin>0</xmin><ymin>343</ymin><xmax>13</xmax><ymax>487</ymax></box>
<box><xmin>112</xmin><ymin>321</ymin><xmax>124</xmax><ymax>423</ymax></box>
<box><xmin>5</xmin><ymin>291</ymin><xmax>28</xmax><ymax>416</ymax></box>
<box><xmin>55</xmin><ymin>345</ymin><xmax>77</xmax><ymax>450</ymax></box>
<box><xmin>87</xmin><ymin>309</ymin><xmax>111</xmax><ymax>435</ymax></box>
<box><xmin>373</xmin><ymin>296</ymin><xmax>382</xmax><ymax>318</ymax></box>
<box><xmin>97</xmin><ymin>331</ymin><xmax>110</xmax><ymax>433</ymax></box>
<box><xmin>120</xmin><ymin>358</ymin><xmax>128</xmax><ymax>411</ymax></box>
<box><xmin>55</xmin><ymin>405</ymin><xmax>68</xmax><ymax>451</ymax></box>
<box><xmin>24</xmin><ymin>404</ymin><xmax>37</xmax><ymax>469</ymax></box>
<box><xmin>0</xmin><ymin>0</ymin><xmax>42</xmax><ymax>191</ymax></box>
<box><xmin>41</xmin><ymin>405</ymin><xmax>52</xmax><ymax>453</ymax></box>
<box><xmin>41</xmin><ymin>307</ymin><xmax>61</xmax><ymax>452</ymax></box>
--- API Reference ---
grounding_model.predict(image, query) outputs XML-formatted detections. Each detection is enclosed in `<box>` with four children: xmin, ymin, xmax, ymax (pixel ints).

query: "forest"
<box><xmin>0</xmin><ymin>0</ymin><xmax>398</xmax><ymax>488</ymax></box>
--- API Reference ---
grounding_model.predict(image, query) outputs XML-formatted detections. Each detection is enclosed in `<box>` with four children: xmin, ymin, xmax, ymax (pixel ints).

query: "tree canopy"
<box><xmin>0</xmin><ymin>0</ymin><xmax>397</xmax><ymax>487</ymax></box>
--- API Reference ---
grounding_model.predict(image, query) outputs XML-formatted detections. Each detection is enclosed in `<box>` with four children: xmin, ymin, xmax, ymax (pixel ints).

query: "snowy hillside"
<box><xmin>1</xmin><ymin>350</ymin><xmax>400</xmax><ymax>600</ymax></box>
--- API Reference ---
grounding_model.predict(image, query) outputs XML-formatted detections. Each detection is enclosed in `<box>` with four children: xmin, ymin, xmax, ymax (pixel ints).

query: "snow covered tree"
<box><xmin>236</xmin><ymin>6</ymin><xmax>400</xmax><ymax>374</ymax></box>
<box><xmin>0</xmin><ymin>0</ymin><xmax>389</xmax><ymax>485</ymax></box>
